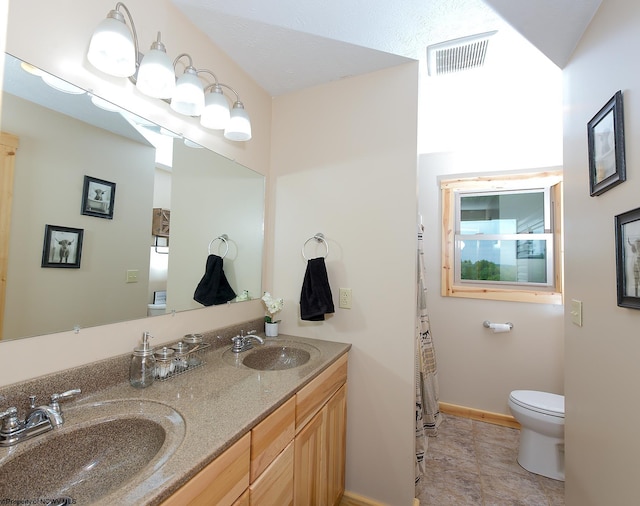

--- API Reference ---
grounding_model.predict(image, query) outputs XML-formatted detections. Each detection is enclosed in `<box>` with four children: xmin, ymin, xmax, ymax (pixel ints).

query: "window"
<box><xmin>441</xmin><ymin>171</ymin><xmax>563</xmax><ymax>304</ymax></box>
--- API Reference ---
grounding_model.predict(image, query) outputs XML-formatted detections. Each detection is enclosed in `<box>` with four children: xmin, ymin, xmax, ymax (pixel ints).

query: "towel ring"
<box><xmin>302</xmin><ymin>233</ymin><xmax>329</xmax><ymax>260</ymax></box>
<box><xmin>208</xmin><ymin>234</ymin><xmax>229</xmax><ymax>258</ymax></box>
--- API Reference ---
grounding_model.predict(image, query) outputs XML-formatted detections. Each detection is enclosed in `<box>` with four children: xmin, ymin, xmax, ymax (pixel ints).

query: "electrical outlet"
<box><xmin>339</xmin><ymin>288</ymin><xmax>352</xmax><ymax>309</ymax></box>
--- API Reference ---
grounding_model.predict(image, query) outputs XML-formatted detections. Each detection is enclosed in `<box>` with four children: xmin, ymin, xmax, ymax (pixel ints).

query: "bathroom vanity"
<box><xmin>0</xmin><ymin>324</ymin><xmax>350</xmax><ymax>505</ymax></box>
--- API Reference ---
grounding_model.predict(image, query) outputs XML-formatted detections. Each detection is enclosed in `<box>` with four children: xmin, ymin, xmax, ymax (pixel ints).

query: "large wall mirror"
<box><xmin>0</xmin><ymin>53</ymin><xmax>265</xmax><ymax>342</ymax></box>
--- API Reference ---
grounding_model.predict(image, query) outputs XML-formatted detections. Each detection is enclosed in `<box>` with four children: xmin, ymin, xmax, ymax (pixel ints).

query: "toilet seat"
<box><xmin>509</xmin><ymin>390</ymin><xmax>564</xmax><ymax>418</ymax></box>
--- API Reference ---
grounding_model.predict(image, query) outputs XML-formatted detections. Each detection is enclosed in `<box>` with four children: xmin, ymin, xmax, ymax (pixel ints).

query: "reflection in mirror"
<box><xmin>0</xmin><ymin>54</ymin><xmax>265</xmax><ymax>342</ymax></box>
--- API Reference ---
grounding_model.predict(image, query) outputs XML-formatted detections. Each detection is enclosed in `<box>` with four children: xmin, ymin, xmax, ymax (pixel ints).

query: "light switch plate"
<box><xmin>570</xmin><ymin>299</ymin><xmax>582</xmax><ymax>326</ymax></box>
<box><xmin>126</xmin><ymin>269</ymin><xmax>139</xmax><ymax>283</ymax></box>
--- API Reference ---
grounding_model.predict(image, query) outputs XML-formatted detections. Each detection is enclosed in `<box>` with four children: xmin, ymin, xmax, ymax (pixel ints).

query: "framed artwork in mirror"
<box><xmin>81</xmin><ymin>175</ymin><xmax>116</xmax><ymax>219</ymax></box>
<box><xmin>615</xmin><ymin>207</ymin><xmax>640</xmax><ymax>309</ymax></box>
<box><xmin>587</xmin><ymin>90</ymin><xmax>626</xmax><ymax>196</ymax></box>
<box><xmin>41</xmin><ymin>225</ymin><xmax>84</xmax><ymax>268</ymax></box>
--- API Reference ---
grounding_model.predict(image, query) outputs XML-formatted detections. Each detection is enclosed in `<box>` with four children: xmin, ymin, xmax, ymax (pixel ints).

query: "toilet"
<box><xmin>508</xmin><ymin>390</ymin><xmax>565</xmax><ymax>481</ymax></box>
<box><xmin>147</xmin><ymin>303</ymin><xmax>167</xmax><ymax>316</ymax></box>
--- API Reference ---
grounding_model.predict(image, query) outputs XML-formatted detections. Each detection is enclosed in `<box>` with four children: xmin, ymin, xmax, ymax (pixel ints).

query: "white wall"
<box><xmin>417</xmin><ymin>30</ymin><xmax>565</xmax><ymax>415</ymax></box>
<box><xmin>563</xmin><ymin>1</ymin><xmax>640</xmax><ymax>504</ymax></box>
<box><xmin>271</xmin><ymin>63</ymin><xmax>419</xmax><ymax>505</ymax></box>
<box><xmin>0</xmin><ymin>0</ymin><xmax>270</xmax><ymax>385</ymax></box>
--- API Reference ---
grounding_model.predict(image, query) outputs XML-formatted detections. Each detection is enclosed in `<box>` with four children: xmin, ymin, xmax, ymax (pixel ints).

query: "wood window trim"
<box><xmin>441</xmin><ymin>170</ymin><xmax>563</xmax><ymax>305</ymax></box>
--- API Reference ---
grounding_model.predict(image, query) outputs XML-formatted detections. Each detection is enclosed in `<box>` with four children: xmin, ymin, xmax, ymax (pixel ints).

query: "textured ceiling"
<box><xmin>171</xmin><ymin>0</ymin><xmax>602</xmax><ymax>97</ymax></box>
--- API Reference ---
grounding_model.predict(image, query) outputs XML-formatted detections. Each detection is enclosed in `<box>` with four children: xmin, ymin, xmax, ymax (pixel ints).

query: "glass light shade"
<box><xmin>200</xmin><ymin>88</ymin><xmax>230</xmax><ymax>130</ymax></box>
<box><xmin>20</xmin><ymin>62</ymin><xmax>43</xmax><ymax>76</ymax></box>
<box><xmin>170</xmin><ymin>68</ymin><xmax>204</xmax><ymax>116</ymax></box>
<box><xmin>224</xmin><ymin>102</ymin><xmax>252</xmax><ymax>141</ymax></box>
<box><xmin>87</xmin><ymin>11</ymin><xmax>136</xmax><ymax>77</ymax></box>
<box><xmin>90</xmin><ymin>95</ymin><xmax>123</xmax><ymax>112</ymax></box>
<box><xmin>41</xmin><ymin>73</ymin><xmax>85</xmax><ymax>95</ymax></box>
<box><xmin>136</xmin><ymin>42</ymin><xmax>175</xmax><ymax>99</ymax></box>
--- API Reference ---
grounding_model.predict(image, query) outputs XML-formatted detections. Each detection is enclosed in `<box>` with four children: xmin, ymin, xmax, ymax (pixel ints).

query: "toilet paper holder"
<box><xmin>482</xmin><ymin>320</ymin><xmax>513</xmax><ymax>331</ymax></box>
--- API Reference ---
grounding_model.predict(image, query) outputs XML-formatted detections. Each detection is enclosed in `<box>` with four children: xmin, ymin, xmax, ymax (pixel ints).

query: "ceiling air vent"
<box><xmin>427</xmin><ymin>31</ymin><xmax>497</xmax><ymax>76</ymax></box>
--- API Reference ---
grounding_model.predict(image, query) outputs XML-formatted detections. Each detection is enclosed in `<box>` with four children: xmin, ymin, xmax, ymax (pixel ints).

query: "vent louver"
<box><xmin>427</xmin><ymin>31</ymin><xmax>497</xmax><ymax>76</ymax></box>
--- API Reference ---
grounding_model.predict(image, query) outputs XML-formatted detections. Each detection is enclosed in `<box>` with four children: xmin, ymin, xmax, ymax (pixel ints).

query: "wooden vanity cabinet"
<box><xmin>294</xmin><ymin>353</ymin><xmax>348</xmax><ymax>506</ymax></box>
<box><xmin>161</xmin><ymin>352</ymin><xmax>348</xmax><ymax>506</ymax></box>
<box><xmin>161</xmin><ymin>432</ymin><xmax>250</xmax><ymax>506</ymax></box>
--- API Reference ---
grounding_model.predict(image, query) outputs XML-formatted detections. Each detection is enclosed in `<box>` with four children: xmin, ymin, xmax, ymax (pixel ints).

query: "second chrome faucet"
<box><xmin>231</xmin><ymin>330</ymin><xmax>264</xmax><ymax>353</ymax></box>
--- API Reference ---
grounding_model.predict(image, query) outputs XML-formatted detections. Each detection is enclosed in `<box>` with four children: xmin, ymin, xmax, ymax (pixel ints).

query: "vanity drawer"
<box><xmin>249</xmin><ymin>441</ymin><xmax>294</xmax><ymax>504</ymax></box>
<box><xmin>295</xmin><ymin>353</ymin><xmax>348</xmax><ymax>430</ymax></box>
<box><xmin>161</xmin><ymin>432</ymin><xmax>250</xmax><ymax>506</ymax></box>
<box><xmin>250</xmin><ymin>396</ymin><xmax>295</xmax><ymax>482</ymax></box>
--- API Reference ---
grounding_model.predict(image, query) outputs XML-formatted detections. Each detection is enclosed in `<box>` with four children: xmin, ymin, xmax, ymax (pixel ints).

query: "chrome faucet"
<box><xmin>231</xmin><ymin>330</ymin><xmax>265</xmax><ymax>353</ymax></box>
<box><xmin>0</xmin><ymin>388</ymin><xmax>81</xmax><ymax>447</ymax></box>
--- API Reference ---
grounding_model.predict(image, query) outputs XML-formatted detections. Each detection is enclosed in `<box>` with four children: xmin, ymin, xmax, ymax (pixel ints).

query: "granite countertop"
<box><xmin>0</xmin><ymin>333</ymin><xmax>351</xmax><ymax>505</ymax></box>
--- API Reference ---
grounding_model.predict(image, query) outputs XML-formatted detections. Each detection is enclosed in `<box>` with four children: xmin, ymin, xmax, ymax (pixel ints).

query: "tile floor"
<box><xmin>415</xmin><ymin>414</ymin><xmax>564</xmax><ymax>505</ymax></box>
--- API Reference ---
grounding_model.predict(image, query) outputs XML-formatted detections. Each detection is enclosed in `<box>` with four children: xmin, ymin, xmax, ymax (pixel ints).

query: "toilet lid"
<box><xmin>509</xmin><ymin>390</ymin><xmax>564</xmax><ymax>418</ymax></box>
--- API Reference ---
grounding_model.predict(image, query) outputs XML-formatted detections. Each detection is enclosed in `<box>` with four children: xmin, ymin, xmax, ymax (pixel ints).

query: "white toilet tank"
<box><xmin>147</xmin><ymin>303</ymin><xmax>167</xmax><ymax>316</ymax></box>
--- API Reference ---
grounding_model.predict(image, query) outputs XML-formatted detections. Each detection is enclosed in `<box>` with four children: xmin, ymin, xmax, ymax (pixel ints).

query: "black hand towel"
<box><xmin>194</xmin><ymin>254</ymin><xmax>237</xmax><ymax>306</ymax></box>
<box><xmin>300</xmin><ymin>257</ymin><xmax>335</xmax><ymax>321</ymax></box>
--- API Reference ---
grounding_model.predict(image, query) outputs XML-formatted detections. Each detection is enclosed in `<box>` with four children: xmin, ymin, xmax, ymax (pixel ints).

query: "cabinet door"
<box><xmin>250</xmin><ymin>442</ymin><xmax>294</xmax><ymax>505</ymax></box>
<box><xmin>161</xmin><ymin>433</ymin><xmax>250</xmax><ymax>506</ymax></box>
<box><xmin>326</xmin><ymin>384</ymin><xmax>347</xmax><ymax>506</ymax></box>
<box><xmin>294</xmin><ymin>408</ymin><xmax>327</xmax><ymax>505</ymax></box>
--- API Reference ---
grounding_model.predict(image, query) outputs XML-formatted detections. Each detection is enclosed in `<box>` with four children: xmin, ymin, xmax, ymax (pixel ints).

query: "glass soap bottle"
<box><xmin>130</xmin><ymin>332</ymin><xmax>156</xmax><ymax>388</ymax></box>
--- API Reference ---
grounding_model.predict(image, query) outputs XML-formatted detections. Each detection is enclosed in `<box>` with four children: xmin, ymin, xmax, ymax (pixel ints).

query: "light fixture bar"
<box><xmin>87</xmin><ymin>3</ymin><xmax>252</xmax><ymax>141</ymax></box>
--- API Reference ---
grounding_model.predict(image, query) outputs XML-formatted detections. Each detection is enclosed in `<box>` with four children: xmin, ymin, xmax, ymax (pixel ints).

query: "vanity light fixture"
<box><xmin>170</xmin><ymin>54</ymin><xmax>204</xmax><ymax>116</ymax></box>
<box><xmin>136</xmin><ymin>33</ymin><xmax>176</xmax><ymax>99</ymax></box>
<box><xmin>200</xmin><ymin>83</ymin><xmax>230</xmax><ymax>129</ymax></box>
<box><xmin>87</xmin><ymin>2</ymin><xmax>252</xmax><ymax>141</ymax></box>
<box><xmin>87</xmin><ymin>3</ymin><xmax>137</xmax><ymax>78</ymax></box>
<box><xmin>223</xmin><ymin>86</ymin><xmax>252</xmax><ymax>141</ymax></box>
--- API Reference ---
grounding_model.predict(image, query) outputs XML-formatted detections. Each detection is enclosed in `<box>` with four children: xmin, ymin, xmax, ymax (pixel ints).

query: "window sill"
<box><xmin>443</xmin><ymin>283</ymin><xmax>563</xmax><ymax>305</ymax></box>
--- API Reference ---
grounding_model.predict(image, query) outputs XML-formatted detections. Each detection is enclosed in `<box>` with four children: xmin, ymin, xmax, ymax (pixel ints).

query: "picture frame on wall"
<box><xmin>81</xmin><ymin>175</ymin><xmax>116</xmax><ymax>219</ymax></box>
<box><xmin>41</xmin><ymin>225</ymin><xmax>84</xmax><ymax>268</ymax></box>
<box><xmin>615</xmin><ymin>207</ymin><xmax>640</xmax><ymax>309</ymax></box>
<box><xmin>587</xmin><ymin>90</ymin><xmax>626</xmax><ymax>196</ymax></box>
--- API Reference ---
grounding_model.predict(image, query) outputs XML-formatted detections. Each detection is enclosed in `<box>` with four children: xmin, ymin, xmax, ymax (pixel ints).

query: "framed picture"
<box><xmin>81</xmin><ymin>176</ymin><xmax>116</xmax><ymax>219</ymax></box>
<box><xmin>615</xmin><ymin>207</ymin><xmax>640</xmax><ymax>309</ymax></box>
<box><xmin>587</xmin><ymin>90</ymin><xmax>626</xmax><ymax>196</ymax></box>
<box><xmin>41</xmin><ymin>225</ymin><xmax>84</xmax><ymax>268</ymax></box>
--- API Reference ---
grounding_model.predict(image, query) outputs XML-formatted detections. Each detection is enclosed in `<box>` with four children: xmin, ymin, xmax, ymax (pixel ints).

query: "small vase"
<box><xmin>265</xmin><ymin>322</ymin><xmax>279</xmax><ymax>337</ymax></box>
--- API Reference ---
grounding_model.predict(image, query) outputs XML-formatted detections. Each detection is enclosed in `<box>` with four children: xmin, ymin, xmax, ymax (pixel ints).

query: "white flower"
<box><xmin>262</xmin><ymin>292</ymin><xmax>284</xmax><ymax>323</ymax></box>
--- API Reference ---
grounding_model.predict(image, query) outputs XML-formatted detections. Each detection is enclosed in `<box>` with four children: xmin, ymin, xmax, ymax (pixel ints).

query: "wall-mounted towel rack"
<box><xmin>302</xmin><ymin>233</ymin><xmax>329</xmax><ymax>260</ymax></box>
<box><xmin>208</xmin><ymin>234</ymin><xmax>229</xmax><ymax>258</ymax></box>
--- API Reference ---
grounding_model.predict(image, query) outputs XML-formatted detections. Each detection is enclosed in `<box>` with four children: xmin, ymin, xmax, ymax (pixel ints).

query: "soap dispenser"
<box><xmin>130</xmin><ymin>332</ymin><xmax>156</xmax><ymax>388</ymax></box>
